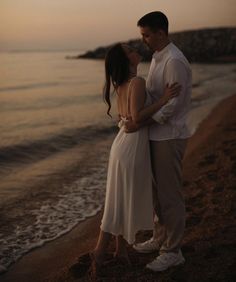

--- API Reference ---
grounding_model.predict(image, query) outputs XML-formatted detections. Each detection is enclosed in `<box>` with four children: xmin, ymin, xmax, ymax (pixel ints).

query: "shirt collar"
<box><xmin>153</xmin><ymin>42</ymin><xmax>172</xmax><ymax>61</ymax></box>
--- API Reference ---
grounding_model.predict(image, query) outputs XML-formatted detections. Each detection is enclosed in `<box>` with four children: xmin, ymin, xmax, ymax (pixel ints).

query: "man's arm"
<box><xmin>152</xmin><ymin>59</ymin><xmax>189</xmax><ymax>124</ymax></box>
<box><xmin>124</xmin><ymin>117</ymin><xmax>155</xmax><ymax>133</ymax></box>
<box><xmin>125</xmin><ymin>81</ymin><xmax>181</xmax><ymax>132</ymax></box>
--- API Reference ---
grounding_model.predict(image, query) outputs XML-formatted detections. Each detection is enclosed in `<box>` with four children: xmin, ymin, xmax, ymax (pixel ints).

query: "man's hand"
<box><xmin>124</xmin><ymin>119</ymin><xmax>139</xmax><ymax>133</ymax></box>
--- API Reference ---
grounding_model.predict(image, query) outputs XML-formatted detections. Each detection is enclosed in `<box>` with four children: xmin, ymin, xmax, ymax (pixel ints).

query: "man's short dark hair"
<box><xmin>137</xmin><ymin>11</ymin><xmax>169</xmax><ymax>34</ymax></box>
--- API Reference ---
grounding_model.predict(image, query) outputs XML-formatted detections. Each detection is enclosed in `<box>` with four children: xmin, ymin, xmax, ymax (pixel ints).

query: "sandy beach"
<box><xmin>1</xmin><ymin>94</ymin><xmax>236</xmax><ymax>282</ymax></box>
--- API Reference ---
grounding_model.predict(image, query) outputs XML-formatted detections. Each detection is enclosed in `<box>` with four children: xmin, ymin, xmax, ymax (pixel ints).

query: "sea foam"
<box><xmin>0</xmin><ymin>166</ymin><xmax>107</xmax><ymax>272</ymax></box>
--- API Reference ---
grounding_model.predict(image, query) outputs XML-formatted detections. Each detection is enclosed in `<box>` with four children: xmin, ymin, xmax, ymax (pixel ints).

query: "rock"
<box><xmin>75</xmin><ymin>27</ymin><xmax>236</xmax><ymax>63</ymax></box>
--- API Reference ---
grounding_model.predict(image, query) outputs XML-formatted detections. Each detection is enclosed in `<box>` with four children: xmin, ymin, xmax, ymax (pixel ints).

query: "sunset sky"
<box><xmin>1</xmin><ymin>0</ymin><xmax>236</xmax><ymax>51</ymax></box>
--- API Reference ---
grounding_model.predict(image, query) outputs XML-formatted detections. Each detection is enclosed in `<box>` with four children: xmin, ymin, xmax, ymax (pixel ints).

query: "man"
<box><xmin>128</xmin><ymin>11</ymin><xmax>192</xmax><ymax>271</ymax></box>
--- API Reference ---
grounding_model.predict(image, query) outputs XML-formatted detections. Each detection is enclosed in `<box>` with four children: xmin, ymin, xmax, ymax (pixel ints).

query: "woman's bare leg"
<box><xmin>114</xmin><ymin>235</ymin><xmax>129</xmax><ymax>260</ymax></box>
<box><xmin>93</xmin><ymin>230</ymin><xmax>111</xmax><ymax>265</ymax></box>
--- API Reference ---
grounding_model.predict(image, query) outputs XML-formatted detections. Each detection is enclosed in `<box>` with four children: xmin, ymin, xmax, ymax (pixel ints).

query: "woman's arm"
<box><xmin>124</xmin><ymin>78</ymin><xmax>180</xmax><ymax>133</ymax></box>
<box><xmin>129</xmin><ymin>78</ymin><xmax>181</xmax><ymax>124</ymax></box>
<box><xmin>124</xmin><ymin>117</ymin><xmax>155</xmax><ymax>133</ymax></box>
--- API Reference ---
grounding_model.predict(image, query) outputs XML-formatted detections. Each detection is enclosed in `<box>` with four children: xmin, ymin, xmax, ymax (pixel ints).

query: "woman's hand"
<box><xmin>124</xmin><ymin>117</ymin><xmax>139</xmax><ymax>133</ymax></box>
<box><xmin>159</xmin><ymin>83</ymin><xmax>182</xmax><ymax>105</ymax></box>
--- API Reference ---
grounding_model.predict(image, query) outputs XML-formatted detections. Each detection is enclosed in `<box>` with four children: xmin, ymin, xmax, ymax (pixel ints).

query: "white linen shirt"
<box><xmin>147</xmin><ymin>42</ymin><xmax>192</xmax><ymax>141</ymax></box>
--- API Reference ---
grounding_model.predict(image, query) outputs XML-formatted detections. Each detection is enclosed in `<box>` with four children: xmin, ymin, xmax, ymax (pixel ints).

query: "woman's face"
<box><xmin>122</xmin><ymin>44</ymin><xmax>141</xmax><ymax>67</ymax></box>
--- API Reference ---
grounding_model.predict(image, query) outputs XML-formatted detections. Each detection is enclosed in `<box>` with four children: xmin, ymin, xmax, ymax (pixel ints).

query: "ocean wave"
<box><xmin>0</xmin><ymin>94</ymin><xmax>101</xmax><ymax>112</ymax></box>
<box><xmin>0</xmin><ymin>124</ymin><xmax>117</xmax><ymax>169</ymax></box>
<box><xmin>0</xmin><ymin>167</ymin><xmax>107</xmax><ymax>272</ymax></box>
<box><xmin>0</xmin><ymin>82</ymin><xmax>61</xmax><ymax>93</ymax></box>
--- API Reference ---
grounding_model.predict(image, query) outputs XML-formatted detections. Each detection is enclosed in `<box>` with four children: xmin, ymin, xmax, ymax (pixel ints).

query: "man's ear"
<box><xmin>158</xmin><ymin>29</ymin><xmax>166</xmax><ymax>39</ymax></box>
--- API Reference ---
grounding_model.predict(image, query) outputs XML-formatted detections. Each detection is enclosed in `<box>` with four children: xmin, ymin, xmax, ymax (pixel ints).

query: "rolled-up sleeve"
<box><xmin>152</xmin><ymin>59</ymin><xmax>188</xmax><ymax>124</ymax></box>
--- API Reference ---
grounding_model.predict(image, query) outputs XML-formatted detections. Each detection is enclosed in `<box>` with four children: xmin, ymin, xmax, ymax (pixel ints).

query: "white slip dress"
<box><xmin>100</xmin><ymin>79</ymin><xmax>154</xmax><ymax>244</ymax></box>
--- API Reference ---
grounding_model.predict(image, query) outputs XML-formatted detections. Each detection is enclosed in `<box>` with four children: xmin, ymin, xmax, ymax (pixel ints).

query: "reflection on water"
<box><xmin>0</xmin><ymin>51</ymin><xmax>108</xmax><ymax>148</ymax></box>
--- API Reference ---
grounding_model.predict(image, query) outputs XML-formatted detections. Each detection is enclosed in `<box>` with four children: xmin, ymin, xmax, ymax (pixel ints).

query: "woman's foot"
<box><xmin>113</xmin><ymin>252</ymin><xmax>131</xmax><ymax>266</ymax></box>
<box><xmin>89</xmin><ymin>251</ymin><xmax>106</xmax><ymax>278</ymax></box>
<box><xmin>90</xmin><ymin>250</ymin><xmax>106</xmax><ymax>267</ymax></box>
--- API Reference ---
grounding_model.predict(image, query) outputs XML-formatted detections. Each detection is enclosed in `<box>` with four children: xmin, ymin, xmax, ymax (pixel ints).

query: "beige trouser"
<box><xmin>150</xmin><ymin>139</ymin><xmax>187</xmax><ymax>254</ymax></box>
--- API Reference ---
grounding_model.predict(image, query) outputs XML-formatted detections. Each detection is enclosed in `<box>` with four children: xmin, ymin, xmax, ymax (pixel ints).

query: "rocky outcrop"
<box><xmin>76</xmin><ymin>27</ymin><xmax>236</xmax><ymax>63</ymax></box>
<box><xmin>169</xmin><ymin>27</ymin><xmax>236</xmax><ymax>62</ymax></box>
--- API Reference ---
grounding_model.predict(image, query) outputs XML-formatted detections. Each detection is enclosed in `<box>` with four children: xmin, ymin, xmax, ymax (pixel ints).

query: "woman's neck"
<box><xmin>128</xmin><ymin>66</ymin><xmax>137</xmax><ymax>80</ymax></box>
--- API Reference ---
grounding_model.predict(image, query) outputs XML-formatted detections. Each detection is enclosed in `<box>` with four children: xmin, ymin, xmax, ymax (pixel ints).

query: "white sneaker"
<box><xmin>133</xmin><ymin>238</ymin><xmax>160</xmax><ymax>253</ymax></box>
<box><xmin>146</xmin><ymin>250</ymin><xmax>185</xmax><ymax>272</ymax></box>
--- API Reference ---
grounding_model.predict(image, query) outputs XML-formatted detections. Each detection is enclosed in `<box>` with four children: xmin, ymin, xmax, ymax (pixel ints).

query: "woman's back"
<box><xmin>116</xmin><ymin>81</ymin><xmax>132</xmax><ymax>118</ymax></box>
<box><xmin>116</xmin><ymin>77</ymin><xmax>147</xmax><ymax>119</ymax></box>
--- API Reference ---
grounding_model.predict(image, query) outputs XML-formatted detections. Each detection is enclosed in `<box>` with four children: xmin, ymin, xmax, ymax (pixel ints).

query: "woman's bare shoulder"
<box><xmin>130</xmin><ymin>76</ymin><xmax>146</xmax><ymax>87</ymax></box>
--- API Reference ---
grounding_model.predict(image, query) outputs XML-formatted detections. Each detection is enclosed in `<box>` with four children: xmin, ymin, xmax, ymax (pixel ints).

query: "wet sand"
<box><xmin>1</xmin><ymin>95</ymin><xmax>236</xmax><ymax>282</ymax></box>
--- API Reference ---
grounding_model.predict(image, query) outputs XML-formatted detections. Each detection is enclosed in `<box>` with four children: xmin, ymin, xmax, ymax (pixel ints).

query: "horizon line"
<box><xmin>1</xmin><ymin>25</ymin><xmax>235</xmax><ymax>53</ymax></box>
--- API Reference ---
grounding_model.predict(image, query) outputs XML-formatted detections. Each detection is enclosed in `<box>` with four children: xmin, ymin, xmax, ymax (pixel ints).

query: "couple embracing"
<box><xmin>91</xmin><ymin>11</ymin><xmax>192</xmax><ymax>273</ymax></box>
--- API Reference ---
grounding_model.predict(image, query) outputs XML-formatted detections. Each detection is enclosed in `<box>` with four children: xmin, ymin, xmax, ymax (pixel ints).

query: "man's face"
<box><xmin>139</xmin><ymin>26</ymin><xmax>161</xmax><ymax>51</ymax></box>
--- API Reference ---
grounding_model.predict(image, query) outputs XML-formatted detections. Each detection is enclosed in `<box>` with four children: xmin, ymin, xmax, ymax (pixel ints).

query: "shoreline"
<box><xmin>1</xmin><ymin>94</ymin><xmax>236</xmax><ymax>282</ymax></box>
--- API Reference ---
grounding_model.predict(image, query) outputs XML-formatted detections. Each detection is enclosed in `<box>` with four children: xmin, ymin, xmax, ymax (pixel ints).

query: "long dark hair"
<box><xmin>103</xmin><ymin>43</ymin><xmax>130</xmax><ymax>116</ymax></box>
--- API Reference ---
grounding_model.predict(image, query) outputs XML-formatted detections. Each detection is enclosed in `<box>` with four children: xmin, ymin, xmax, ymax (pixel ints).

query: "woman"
<box><xmin>92</xmin><ymin>43</ymin><xmax>180</xmax><ymax>268</ymax></box>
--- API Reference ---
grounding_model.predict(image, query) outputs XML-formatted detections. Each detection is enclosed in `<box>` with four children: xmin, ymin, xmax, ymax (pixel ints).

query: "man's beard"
<box><xmin>144</xmin><ymin>42</ymin><xmax>151</xmax><ymax>50</ymax></box>
<box><xmin>146</xmin><ymin>43</ymin><xmax>154</xmax><ymax>51</ymax></box>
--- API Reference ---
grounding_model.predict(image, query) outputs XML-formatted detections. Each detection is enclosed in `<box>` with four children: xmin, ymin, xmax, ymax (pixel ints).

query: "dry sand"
<box><xmin>1</xmin><ymin>95</ymin><xmax>236</xmax><ymax>282</ymax></box>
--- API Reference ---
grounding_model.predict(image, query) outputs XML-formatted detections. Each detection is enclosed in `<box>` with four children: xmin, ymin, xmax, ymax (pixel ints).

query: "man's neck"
<box><xmin>156</xmin><ymin>38</ymin><xmax>170</xmax><ymax>52</ymax></box>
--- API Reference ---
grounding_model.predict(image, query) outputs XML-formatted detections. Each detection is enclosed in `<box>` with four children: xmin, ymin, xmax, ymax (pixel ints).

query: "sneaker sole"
<box><xmin>146</xmin><ymin>258</ymin><xmax>185</xmax><ymax>272</ymax></box>
<box><xmin>133</xmin><ymin>247</ymin><xmax>159</xmax><ymax>254</ymax></box>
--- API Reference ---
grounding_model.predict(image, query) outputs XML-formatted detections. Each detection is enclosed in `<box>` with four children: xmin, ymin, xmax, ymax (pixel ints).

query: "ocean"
<box><xmin>0</xmin><ymin>50</ymin><xmax>235</xmax><ymax>272</ymax></box>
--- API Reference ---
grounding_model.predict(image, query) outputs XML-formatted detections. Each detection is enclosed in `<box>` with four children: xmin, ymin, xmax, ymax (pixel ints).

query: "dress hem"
<box><xmin>100</xmin><ymin>224</ymin><xmax>154</xmax><ymax>245</ymax></box>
